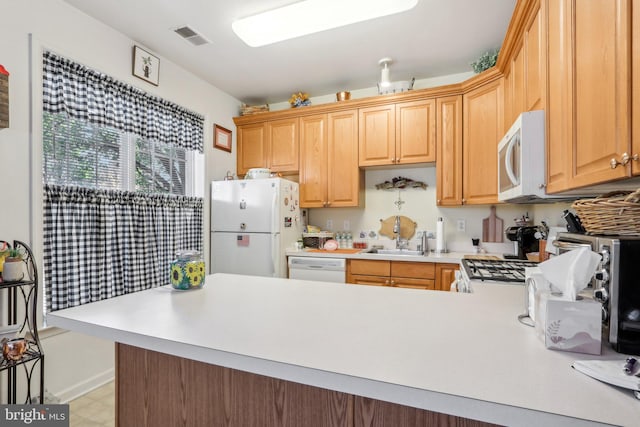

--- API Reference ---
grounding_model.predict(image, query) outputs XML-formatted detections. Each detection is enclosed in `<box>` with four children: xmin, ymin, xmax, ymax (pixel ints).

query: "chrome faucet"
<box><xmin>393</xmin><ymin>215</ymin><xmax>406</xmax><ymax>249</ymax></box>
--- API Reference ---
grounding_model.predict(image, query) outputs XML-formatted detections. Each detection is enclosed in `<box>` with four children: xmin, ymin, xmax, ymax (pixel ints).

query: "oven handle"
<box><xmin>551</xmin><ymin>240</ymin><xmax>592</xmax><ymax>250</ymax></box>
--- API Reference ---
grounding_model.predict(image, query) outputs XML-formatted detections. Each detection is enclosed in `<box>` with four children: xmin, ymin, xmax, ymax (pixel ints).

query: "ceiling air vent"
<box><xmin>174</xmin><ymin>26</ymin><xmax>210</xmax><ymax>46</ymax></box>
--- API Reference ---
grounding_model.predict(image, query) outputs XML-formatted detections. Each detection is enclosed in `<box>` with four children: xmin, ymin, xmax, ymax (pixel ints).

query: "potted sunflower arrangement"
<box><xmin>170</xmin><ymin>250</ymin><xmax>205</xmax><ymax>290</ymax></box>
<box><xmin>0</xmin><ymin>243</ymin><xmax>24</xmax><ymax>282</ymax></box>
<box><xmin>289</xmin><ymin>91</ymin><xmax>311</xmax><ymax>108</ymax></box>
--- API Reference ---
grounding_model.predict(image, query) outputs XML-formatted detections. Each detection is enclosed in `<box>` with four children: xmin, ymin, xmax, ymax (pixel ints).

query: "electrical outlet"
<box><xmin>456</xmin><ymin>219</ymin><xmax>466</xmax><ymax>232</ymax></box>
<box><xmin>343</xmin><ymin>220</ymin><xmax>350</xmax><ymax>231</ymax></box>
<box><xmin>326</xmin><ymin>219</ymin><xmax>333</xmax><ymax>230</ymax></box>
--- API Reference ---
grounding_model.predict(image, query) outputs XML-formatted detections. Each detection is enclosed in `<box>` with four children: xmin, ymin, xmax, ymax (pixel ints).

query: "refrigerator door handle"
<box><xmin>272</xmin><ymin>190</ymin><xmax>279</xmax><ymax>233</ymax></box>
<box><xmin>271</xmin><ymin>233</ymin><xmax>278</xmax><ymax>277</ymax></box>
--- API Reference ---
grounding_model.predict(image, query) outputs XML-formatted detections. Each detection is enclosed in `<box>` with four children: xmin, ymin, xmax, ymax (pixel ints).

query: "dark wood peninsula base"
<box><xmin>115</xmin><ymin>343</ymin><xmax>497</xmax><ymax>427</ymax></box>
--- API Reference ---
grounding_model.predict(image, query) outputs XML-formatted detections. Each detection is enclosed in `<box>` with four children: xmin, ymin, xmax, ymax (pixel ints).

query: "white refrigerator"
<box><xmin>210</xmin><ymin>178</ymin><xmax>301</xmax><ymax>278</ymax></box>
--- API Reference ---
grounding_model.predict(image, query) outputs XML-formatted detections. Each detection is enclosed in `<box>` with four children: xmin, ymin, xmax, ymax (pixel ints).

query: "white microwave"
<box><xmin>497</xmin><ymin>110</ymin><xmax>551</xmax><ymax>203</ymax></box>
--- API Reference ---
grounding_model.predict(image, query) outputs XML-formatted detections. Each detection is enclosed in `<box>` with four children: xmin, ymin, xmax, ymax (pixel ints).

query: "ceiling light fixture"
<box><xmin>377</xmin><ymin>57</ymin><xmax>415</xmax><ymax>95</ymax></box>
<box><xmin>232</xmin><ymin>0</ymin><xmax>419</xmax><ymax>47</ymax></box>
<box><xmin>379</xmin><ymin>57</ymin><xmax>392</xmax><ymax>88</ymax></box>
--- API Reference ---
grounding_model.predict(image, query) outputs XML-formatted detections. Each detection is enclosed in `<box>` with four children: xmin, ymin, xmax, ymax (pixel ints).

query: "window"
<box><xmin>42</xmin><ymin>51</ymin><xmax>204</xmax><ymax>313</ymax></box>
<box><xmin>43</xmin><ymin>111</ymin><xmax>194</xmax><ymax>196</ymax></box>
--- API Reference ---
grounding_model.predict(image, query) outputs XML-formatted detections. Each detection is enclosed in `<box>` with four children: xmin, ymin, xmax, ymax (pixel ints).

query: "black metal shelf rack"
<box><xmin>0</xmin><ymin>240</ymin><xmax>44</xmax><ymax>404</ymax></box>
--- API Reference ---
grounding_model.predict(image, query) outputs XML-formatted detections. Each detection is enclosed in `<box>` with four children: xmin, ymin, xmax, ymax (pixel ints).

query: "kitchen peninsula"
<box><xmin>47</xmin><ymin>274</ymin><xmax>639</xmax><ymax>427</ymax></box>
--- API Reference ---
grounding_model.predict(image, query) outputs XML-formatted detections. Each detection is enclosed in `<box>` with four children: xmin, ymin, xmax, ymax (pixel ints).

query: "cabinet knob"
<box><xmin>437</xmin><ymin>199</ymin><xmax>441</xmax><ymax>204</ymax></box>
<box><xmin>610</xmin><ymin>153</ymin><xmax>637</xmax><ymax>169</ymax></box>
<box><xmin>389</xmin><ymin>280</ymin><xmax>396</xmax><ymax>286</ymax></box>
<box><xmin>326</xmin><ymin>201</ymin><xmax>331</xmax><ymax>207</ymax></box>
<box><xmin>462</xmin><ymin>198</ymin><xmax>466</xmax><ymax>204</ymax></box>
<box><xmin>384</xmin><ymin>279</ymin><xmax>390</xmax><ymax>285</ymax></box>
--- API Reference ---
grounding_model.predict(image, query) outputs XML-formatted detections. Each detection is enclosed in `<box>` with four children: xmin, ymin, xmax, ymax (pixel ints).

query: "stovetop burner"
<box><xmin>460</xmin><ymin>259</ymin><xmax>538</xmax><ymax>283</ymax></box>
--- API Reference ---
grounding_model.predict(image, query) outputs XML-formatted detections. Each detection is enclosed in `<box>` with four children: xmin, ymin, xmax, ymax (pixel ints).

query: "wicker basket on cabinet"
<box><xmin>571</xmin><ymin>189</ymin><xmax>640</xmax><ymax>236</ymax></box>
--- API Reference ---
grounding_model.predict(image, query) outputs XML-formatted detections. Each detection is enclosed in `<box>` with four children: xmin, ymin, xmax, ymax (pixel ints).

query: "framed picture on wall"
<box><xmin>132</xmin><ymin>46</ymin><xmax>160</xmax><ymax>86</ymax></box>
<box><xmin>214</xmin><ymin>124</ymin><xmax>232</xmax><ymax>153</ymax></box>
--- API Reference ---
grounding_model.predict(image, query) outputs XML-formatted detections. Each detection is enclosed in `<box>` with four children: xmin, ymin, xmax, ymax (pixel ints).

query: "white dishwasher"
<box><xmin>287</xmin><ymin>257</ymin><xmax>346</xmax><ymax>283</ymax></box>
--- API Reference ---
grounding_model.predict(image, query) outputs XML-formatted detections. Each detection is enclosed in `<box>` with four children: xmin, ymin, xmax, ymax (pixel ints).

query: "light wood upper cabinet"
<box><xmin>237</xmin><ymin>122</ymin><xmax>268</xmax><ymax>176</ymax></box>
<box><xmin>524</xmin><ymin>3</ymin><xmax>545</xmax><ymax>112</ymax></box>
<box><xmin>327</xmin><ymin>110</ymin><xmax>362</xmax><ymax>207</ymax></box>
<box><xmin>436</xmin><ymin>95</ymin><xmax>463</xmax><ymax>206</ymax></box>
<box><xmin>633</xmin><ymin>0</ymin><xmax>640</xmax><ymax>176</ymax></box>
<box><xmin>359</xmin><ymin>100</ymin><xmax>436</xmax><ymax>167</ymax></box>
<box><xmin>396</xmin><ymin>99</ymin><xmax>436</xmax><ymax>163</ymax></box>
<box><xmin>359</xmin><ymin>105</ymin><xmax>395</xmax><ymax>166</ymax></box>
<box><xmin>546</xmin><ymin>0</ymin><xmax>632</xmax><ymax>192</ymax></box>
<box><xmin>299</xmin><ymin>114</ymin><xmax>327</xmax><ymax>207</ymax></box>
<box><xmin>236</xmin><ymin>118</ymin><xmax>299</xmax><ymax>176</ymax></box>
<box><xmin>462</xmin><ymin>78</ymin><xmax>504</xmax><ymax>205</ymax></box>
<box><xmin>504</xmin><ymin>1</ymin><xmax>545</xmax><ymax>131</ymax></box>
<box><xmin>268</xmin><ymin>118</ymin><xmax>299</xmax><ymax>173</ymax></box>
<box><xmin>299</xmin><ymin>110</ymin><xmax>362</xmax><ymax>208</ymax></box>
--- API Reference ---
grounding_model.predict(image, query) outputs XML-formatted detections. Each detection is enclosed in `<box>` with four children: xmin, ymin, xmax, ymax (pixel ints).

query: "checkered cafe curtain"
<box><xmin>42</xmin><ymin>51</ymin><xmax>204</xmax><ymax>153</ymax></box>
<box><xmin>43</xmin><ymin>185</ymin><xmax>203</xmax><ymax>312</ymax></box>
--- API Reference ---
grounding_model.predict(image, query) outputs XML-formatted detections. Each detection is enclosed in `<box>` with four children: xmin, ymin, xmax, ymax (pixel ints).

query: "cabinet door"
<box><xmin>328</xmin><ymin>110</ymin><xmax>362</xmax><ymax>207</ymax></box>
<box><xmin>348</xmin><ymin>259</ymin><xmax>390</xmax><ymax>277</ymax></box>
<box><xmin>237</xmin><ymin>123</ymin><xmax>267</xmax><ymax>176</ymax></box>
<box><xmin>268</xmin><ymin>118</ymin><xmax>299</xmax><ymax>173</ymax></box>
<box><xmin>389</xmin><ymin>278</ymin><xmax>435</xmax><ymax>290</ymax></box>
<box><xmin>572</xmin><ymin>0</ymin><xmax>630</xmax><ymax>187</ymax></box>
<box><xmin>633</xmin><ymin>0</ymin><xmax>640</xmax><ymax>176</ymax></box>
<box><xmin>524</xmin><ymin>3</ymin><xmax>545</xmax><ymax>112</ymax></box>
<box><xmin>358</xmin><ymin>105</ymin><xmax>395</xmax><ymax>166</ymax></box>
<box><xmin>299</xmin><ymin>114</ymin><xmax>327</xmax><ymax>208</ymax></box>
<box><xmin>435</xmin><ymin>263</ymin><xmax>459</xmax><ymax>292</ymax></box>
<box><xmin>396</xmin><ymin>99</ymin><xmax>436</xmax><ymax>164</ymax></box>
<box><xmin>548</xmin><ymin>0</ymin><xmax>631</xmax><ymax>191</ymax></box>
<box><xmin>511</xmin><ymin>47</ymin><xmax>525</xmax><ymax>123</ymax></box>
<box><xmin>348</xmin><ymin>275</ymin><xmax>390</xmax><ymax>287</ymax></box>
<box><xmin>546</xmin><ymin>0</ymin><xmax>573</xmax><ymax>192</ymax></box>
<box><xmin>436</xmin><ymin>96</ymin><xmax>463</xmax><ymax>206</ymax></box>
<box><xmin>462</xmin><ymin>78</ymin><xmax>503</xmax><ymax>205</ymax></box>
<box><xmin>390</xmin><ymin>262</ymin><xmax>435</xmax><ymax>280</ymax></box>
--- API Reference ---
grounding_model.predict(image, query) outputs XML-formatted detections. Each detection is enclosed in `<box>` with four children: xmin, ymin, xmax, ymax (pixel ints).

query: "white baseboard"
<box><xmin>56</xmin><ymin>368</ymin><xmax>115</xmax><ymax>403</ymax></box>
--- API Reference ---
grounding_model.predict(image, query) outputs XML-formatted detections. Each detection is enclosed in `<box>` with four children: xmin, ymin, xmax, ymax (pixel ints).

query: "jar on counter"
<box><xmin>170</xmin><ymin>250</ymin><xmax>205</xmax><ymax>290</ymax></box>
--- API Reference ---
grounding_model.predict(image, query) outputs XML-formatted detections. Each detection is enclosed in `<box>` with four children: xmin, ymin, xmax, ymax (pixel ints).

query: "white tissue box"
<box><xmin>535</xmin><ymin>293</ymin><xmax>602</xmax><ymax>355</ymax></box>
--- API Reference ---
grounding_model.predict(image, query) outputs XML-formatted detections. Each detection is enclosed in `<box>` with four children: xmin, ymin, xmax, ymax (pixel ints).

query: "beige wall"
<box><xmin>307</xmin><ymin>167</ymin><xmax>570</xmax><ymax>254</ymax></box>
<box><xmin>0</xmin><ymin>0</ymin><xmax>240</xmax><ymax>401</ymax></box>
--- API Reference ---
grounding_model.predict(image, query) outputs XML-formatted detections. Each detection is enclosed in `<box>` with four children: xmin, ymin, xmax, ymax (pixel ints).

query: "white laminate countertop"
<box><xmin>285</xmin><ymin>248</ymin><xmax>469</xmax><ymax>263</ymax></box>
<box><xmin>47</xmin><ymin>274</ymin><xmax>639</xmax><ymax>427</ymax></box>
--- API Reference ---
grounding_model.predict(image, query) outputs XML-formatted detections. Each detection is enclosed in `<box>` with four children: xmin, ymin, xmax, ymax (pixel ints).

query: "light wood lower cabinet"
<box><xmin>435</xmin><ymin>263</ymin><xmax>460</xmax><ymax>292</ymax></box>
<box><xmin>117</xmin><ymin>344</ymin><xmax>496</xmax><ymax>427</ymax></box>
<box><xmin>347</xmin><ymin>259</ymin><xmax>447</xmax><ymax>291</ymax></box>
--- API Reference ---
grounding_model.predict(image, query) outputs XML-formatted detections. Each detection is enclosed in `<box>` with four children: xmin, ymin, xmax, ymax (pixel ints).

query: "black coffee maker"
<box><xmin>505</xmin><ymin>226</ymin><xmax>539</xmax><ymax>260</ymax></box>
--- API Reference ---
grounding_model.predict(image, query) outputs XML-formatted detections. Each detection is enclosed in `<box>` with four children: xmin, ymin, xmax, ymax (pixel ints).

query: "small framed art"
<box><xmin>132</xmin><ymin>46</ymin><xmax>160</xmax><ymax>86</ymax></box>
<box><xmin>214</xmin><ymin>124</ymin><xmax>232</xmax><ymax>153</ymax></box>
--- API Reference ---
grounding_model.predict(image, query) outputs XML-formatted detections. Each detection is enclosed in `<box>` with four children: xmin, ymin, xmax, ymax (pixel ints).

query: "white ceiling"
<box><xmin>63</xmin><ymin>0</ymin><xmax>516</xmax><ymax>105</ymax></box>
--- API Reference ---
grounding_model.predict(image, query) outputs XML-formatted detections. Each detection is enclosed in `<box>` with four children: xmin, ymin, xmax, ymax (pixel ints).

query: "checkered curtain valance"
<box><xmin>42</xmin><ymin>51</ymin><xmax>204</xmax><ymax>153</ymax></box>
<box><xmin>43</xmin><ymin>185</ymin><xmax>203</xmax><ymax>312</ymax></box>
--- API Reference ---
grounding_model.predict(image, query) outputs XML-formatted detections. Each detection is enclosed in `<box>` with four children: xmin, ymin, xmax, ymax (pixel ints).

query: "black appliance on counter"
<box><xmin>505</xmin><ymin>225</ymin><xmax>539</xmax><ymax>260</ymax></box>
<box><xmin>554</xmin><ymin>232</ymin><xmax>640</xmax><ymax>354</ymax></box>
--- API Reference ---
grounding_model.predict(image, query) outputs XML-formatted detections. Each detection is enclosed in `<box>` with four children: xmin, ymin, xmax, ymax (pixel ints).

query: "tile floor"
<box><xmin>68</xmin><ymin>381</ymin><xmax>115</xmax><ymax>427</ymax></box>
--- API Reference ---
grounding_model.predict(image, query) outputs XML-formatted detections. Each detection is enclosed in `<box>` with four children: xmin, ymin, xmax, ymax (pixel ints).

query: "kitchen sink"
<box><xmin>366</xmin><ymin>249</ymin><xmax>424</xmax><ymax>256</ymax></box>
